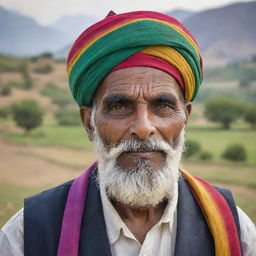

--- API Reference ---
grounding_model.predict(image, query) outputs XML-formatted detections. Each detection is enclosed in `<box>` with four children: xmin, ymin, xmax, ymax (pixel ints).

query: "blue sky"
<box><xmin>0</xmin><ymin>0</ymin><xmax>254</xmax><ymax>25</ymax></box>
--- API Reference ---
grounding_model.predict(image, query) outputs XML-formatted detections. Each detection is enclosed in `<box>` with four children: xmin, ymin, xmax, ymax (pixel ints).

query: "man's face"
<box><xmin>91</xmin><ymin>67</ymin><xmax>190</xmax><ymax>169</ymax></box>
<box><xmin>81</xmin><ymin>67</ymin><xmax>191</xmax><ymax>208</ymax></box>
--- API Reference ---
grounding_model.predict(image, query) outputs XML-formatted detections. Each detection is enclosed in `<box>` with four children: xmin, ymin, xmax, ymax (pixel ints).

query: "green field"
<box><xmin>186</xmin><ymin>124</ymin><xmax>256</xmax><ymax>166</ymax></box>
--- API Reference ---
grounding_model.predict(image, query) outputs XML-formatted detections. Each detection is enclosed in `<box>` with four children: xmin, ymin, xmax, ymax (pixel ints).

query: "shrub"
<box><xmin>34</xmin><ymin>64</ymin><xmax>53</xmax><ymax>74</ymax></box>
<box><xmin>199</xmin><ymin>151</ymin><xmax>213</xmax><ymax>161</ymax></box>
<box><xmin>184</xmin><ymin>140</ymin><xmax>201</xmax><ymax>158</ymax></box>
<box><xmin>244</xmin><ymin>106</ymin><xmax>256</xmax><ymax>128</ymax></box>
<box><xmin>0</xmin><ymin>58</ymin><xmax>27</xmax><ymax>73</ymax></box>
<box><xmin>55</xmin><ymin>109</ymin><xmax>80</xmax><ymax>126</ymax></box>
<box><xmin>222</xmin><ymin>144</ymin><xmax>247</xmax><ymax>162</ymax></box>
<box><xmin>204</xmin><ymin>98</ymin><xmax>246</xmax><ymax>129</ymax></box>
<box><xmin>40</xmin><ymin>52</ymin><xmax>53</xmax><ymax>58</ymax></box>
<box><xmin>1</xmin><ymin>85</ymin><xmax>11</xmax><ymax>96</ymax></box>
<box><xmin>22</xmin><ymin>72</ymin><xmax>33</xmax><ymax>89</ymax></box>
<box><xmin>0</xmin><ymin>107</ymin><xmax>8</xmax><ymax>119</ymax></box>
<box><xmin>239</xmin><ymin>78</ymin><xmax>250</xmax><ymax>88</ymax></box>
<box><xmin>11</xmin><ymin>100</ymin><xmax>44</xmax><ymax>133</ymax></box>
<box><xmin>5</xmin><ymin>81</ymin><xmax>24</xmax><ymax>89</ymax></box>
<box><xmin>41</xmin><ymin>83</ymin><xmax>73</xmax><ymax>108</ymax></box>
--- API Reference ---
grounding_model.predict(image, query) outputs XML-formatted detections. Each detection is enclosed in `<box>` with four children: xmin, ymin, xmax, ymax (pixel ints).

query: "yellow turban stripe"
<box><xmin>141</xmin><ymin>46</ymin><xmax>195</xmax><ymax>102</ymax></box>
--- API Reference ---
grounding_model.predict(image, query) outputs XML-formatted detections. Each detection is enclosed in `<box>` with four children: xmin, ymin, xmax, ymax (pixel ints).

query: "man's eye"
<box><xmin>156</xmin><ymin>103</ymin><xmax>172</xmax><ymax>109</ymax></box>
<box><xmin>109</xmin><ymin>103</ymin><xmax>126</xmax><ymax>111</ymax></box>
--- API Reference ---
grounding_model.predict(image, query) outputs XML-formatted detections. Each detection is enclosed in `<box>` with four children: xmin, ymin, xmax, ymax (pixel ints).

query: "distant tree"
<box><xmin>22</xmin><ymin>72</ymin><xmax>33</xmax><ymax>89</ymax></box>
<box><xmin>204</xmin><ymin>98</ymin><xmax>246</xmax><ymax>129</ymax></box>
<box><xmin>40</xmin><ymin>52</ymin><xmax>53</xmax><ymax>58</ymax></box>
<box><xmin>222</xmin><ymin>144</ymin><xmax>247</xmax><ymax>162</ymax></box>
<box><xmin>199</xmin><ymin>151</ymin><xmax>213</xmax><ymax>161</ymax></box>
<box><xmin>1</xmin><ymin>85</ymin><xmax>11</xmax><ymax>96</ymax></box>
<box><xmin>0</xmin><ymin>107</ymin><xmax>8</xmax><ymax>119</ymax></box>
<box><xmin>251</xmin><ymin>54</ymin><xmax>256</xmax><ymax>63</ymax></box>
<box><xmin>184</xmin><ymin>140</ymin><xmax>201</xmax><ymax>158</ymax></box>
<box><xmin>55</xmin><ymin>109</ymin><xmax>80</xmax><ymax>126</ymax></box>
<box><xmin>34</xmin><ymin>64</ymin><xmax>53</xmax><ymax>74</ymax></box>
<box><xmin>244</xmin><ymin>106</ymin><xmax>256</xmax><ymax>128</ymax></box>
<box><xmin>239</xmin><ymin>78</ymin><xmax>250</xmax><ymax>88</ymax></box>
<box><xmin>11</xmin><ymin>100</ymin><xmax>44</xmax><ymax>133</ymax></box>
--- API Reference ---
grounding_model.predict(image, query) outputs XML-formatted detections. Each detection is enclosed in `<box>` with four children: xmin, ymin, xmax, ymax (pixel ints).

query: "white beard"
<box><xmin>93</xmin><ymin>128</ymin><xmax>185</xmax><ymax>209</ymax></box>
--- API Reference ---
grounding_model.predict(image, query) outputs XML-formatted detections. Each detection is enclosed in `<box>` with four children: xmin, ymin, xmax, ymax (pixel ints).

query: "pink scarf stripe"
<box><xmin>67</xmin><ymin>11</ymin><xmax>197</xmax><ymax>64</ymax></box>
<box><xmin>112</xmin><ymin>52</ymin><xmax>185</xmax><ymax>89</ymax></box>
<box><xmin>57</xmin><ymin>162</ymin><xmax>97</xmax><ymax>256</ymax></box>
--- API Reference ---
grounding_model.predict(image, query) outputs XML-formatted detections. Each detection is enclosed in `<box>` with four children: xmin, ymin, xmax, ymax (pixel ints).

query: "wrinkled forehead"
<box><xmin>94</xmin><ymin>67</ymin><xmax>185</xmax><ymax>104</ymax></box>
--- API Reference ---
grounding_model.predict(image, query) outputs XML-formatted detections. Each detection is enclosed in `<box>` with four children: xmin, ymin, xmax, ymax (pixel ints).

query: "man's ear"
<box><xmin>184</xmin><ymin>103</ymin><xmax>192</xmax><ymax>125</ymax></box>
<box><xmin>80</xmin><ymin>106</ymin><xmax>94</xmax><ymax>141</ymax></box>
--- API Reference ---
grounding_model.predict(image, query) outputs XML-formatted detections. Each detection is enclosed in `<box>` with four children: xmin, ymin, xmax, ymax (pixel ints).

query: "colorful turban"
<box><xmin>67</xmin><ymin>11</ymin><xmax>203</xmax><ymax>106</ymax></box>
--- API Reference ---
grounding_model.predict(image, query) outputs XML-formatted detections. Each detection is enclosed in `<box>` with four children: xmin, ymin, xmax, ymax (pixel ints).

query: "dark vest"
<box><xmin>24</xmin><ymin>172</ymin><xmax>241</xmax><ymax>256</ymax></box>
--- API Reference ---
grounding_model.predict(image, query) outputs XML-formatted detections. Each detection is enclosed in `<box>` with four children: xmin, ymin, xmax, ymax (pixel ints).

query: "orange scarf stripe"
<box><xmin>181</xmin><ymin>170</ymin><xmax>232</xmax><ymax>256</ymax></box>
<box><xmin>67</xmin><ymin>18</ymin><xmax>200</xmax><ymax>76</ymax></box>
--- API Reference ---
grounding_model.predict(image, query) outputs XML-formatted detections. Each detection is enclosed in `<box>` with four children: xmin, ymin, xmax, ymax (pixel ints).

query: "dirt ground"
<box><xmin>0</xmin><ymin>140</ymin><xmax>96</xmax><ymax>188</ymax></box>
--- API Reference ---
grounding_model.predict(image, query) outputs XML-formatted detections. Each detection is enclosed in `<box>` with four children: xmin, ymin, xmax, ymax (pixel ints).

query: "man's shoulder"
<box><xmin>25</xmin><ymin>180</ymin><xmax>73</xmax><ymax>204</ymax></box>
<box><xmin>24</xmin><ymin>179</ymin><xmax>74</xmax><ymax>224</ymax></box>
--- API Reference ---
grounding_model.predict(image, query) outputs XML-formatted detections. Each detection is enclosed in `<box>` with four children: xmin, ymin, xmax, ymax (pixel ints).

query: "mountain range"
<box><xmin>0</xmin><ymin>2</ymin><xmax>256</xmax><ymax>66</ymax></box>
<box><xmin>0</xmin><ymin>7</ymin><xmax>68</xmax><ymax>56</ymax></box>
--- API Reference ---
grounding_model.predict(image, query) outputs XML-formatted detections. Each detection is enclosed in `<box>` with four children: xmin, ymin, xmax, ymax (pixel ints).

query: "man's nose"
<box><xmin>129</xmin><ymin>105</ymin><xmax>156</xmax><ymax>140</ymax></box>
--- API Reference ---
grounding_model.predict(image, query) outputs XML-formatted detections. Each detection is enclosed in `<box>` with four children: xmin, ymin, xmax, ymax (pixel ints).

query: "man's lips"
<box><xmin>120</xmin><ymin>150</ymin><xmax>166</xmax><ymax>158</ymax></box>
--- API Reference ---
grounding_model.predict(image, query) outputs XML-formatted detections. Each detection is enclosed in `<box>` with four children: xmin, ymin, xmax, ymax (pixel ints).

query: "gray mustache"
<box><xmin>120</xmin><ymin>140</ymin><xmax>166</xmax><ymax>153</ymax></box>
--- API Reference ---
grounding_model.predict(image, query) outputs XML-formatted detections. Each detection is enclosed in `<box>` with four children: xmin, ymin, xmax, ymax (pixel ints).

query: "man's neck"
<box><xmin>112</xmin><ymin>200</ymin><xmax>167</xmax><ymax>244</ymax></box>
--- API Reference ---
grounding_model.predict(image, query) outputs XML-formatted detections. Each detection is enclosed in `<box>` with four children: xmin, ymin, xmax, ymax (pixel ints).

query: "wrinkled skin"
<box><xmin>81</xmin><ymin>67</ymin><xmax>191</xmax><ymax>170</ymax></box>
<box><xmin>80</xmin><ymin>67</ymin><xmax>191</xmax><ymax>243</ymax></box>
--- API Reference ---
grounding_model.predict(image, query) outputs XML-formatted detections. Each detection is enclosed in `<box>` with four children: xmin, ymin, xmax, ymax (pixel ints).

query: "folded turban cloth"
<box><xmin>67</xmin><ymin>11</ymin><xmax>203</xmax><ymax>106</ymax></box>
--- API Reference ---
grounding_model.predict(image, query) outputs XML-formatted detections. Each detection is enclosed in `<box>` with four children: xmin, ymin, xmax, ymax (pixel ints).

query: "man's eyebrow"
<box><xmin>151</xmin><ymin>94</ymin><xmax>178</xmax><ymax>105</ymax></box>
<box><xmin>103</xmin><ymin>94</ymin><xmax>131</xmax><ymax>106</ymax></box>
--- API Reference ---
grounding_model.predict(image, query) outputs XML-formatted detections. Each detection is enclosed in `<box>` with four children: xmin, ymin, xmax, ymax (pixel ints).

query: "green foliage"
<box><xmin>252</xmin><ymin>54</ymin><xmax>256</xmax><ymax>63</ymax></box>
<box><xmin>30</xmin><ymin>56</ymin><xmax>38</xmax><ymax>63</ymax></box>
<box><xmin>184</xmin><ymin>139</ymin><xmax>201</xmax><ymax>158</ymax></box>
<box><xmin>199</xmin><ymin>151</ymin><xmax>213</xmax><ymax>161</ymax></box>
<box><xmin>11</xmin><ymin>100</ymin><xmax>44</xmax><ymax>133</ymax></box>
<box><xmin>55</xmin><ymin>109</ymin><xmax>81</xmax><ymax>126</ymax></box>
<box><xmin>39</xmin><ymin>52</ymin><xmax>53</xmax><ymax>58</ymax></box>
<box><xmin>0</xmin><ymin>57</ymin><xmax>27</xmax><ymax>73</ymax></box>
<box><xmin>222</xmin><ymin>144</ymin><xmax>247</xmax><ymax>162</ymax></box>
<box><xmin>204</xmin><ymin>98</ymin><xmax>246</xmax><ymax>129</ymax></box>
<box><xmin>4</xmin><ymin>81</ymin><xmax>23</xmax><ymax>89</ymax></box>
<box><xmin>239</xmin><ymin>78</ymin><xmax>250</xmax><ymax>88</ymax></box>
<box><xmin>55</xmin><ymin>58</ymin><xmax>66</xmax><ymax>63</ymax></box>
<box><xmin>0</xmin><ymin>107</ymin><xmax>9</xmax><ymax>119</ymax></box>
<box><xmin>0</xmin><ymin>85</ymin><xmax>11</xmax><ymax>96</ymax></box>
<box><xmin>244</xmin><ymin>106</ymin><xmax>256</xmax><ymax>128</ymax></box>
<box><xmin>41</xmin><ymin>83</ymin><xmax>73</xmax><ymax>108</ymax></box>
<box><xmin>34</xmin><ymin>64</ymin><xmax>53</xmax><ymax>74</ymax></box>
<box><xmin>205</xmin><ymin>61</ymin><xmax>256</xmax><ymax>82</ymax></box>
<box><xmin>22</xmin><ymin>72</ymin><xmax>33</xmax><ymax>89</ymax></box>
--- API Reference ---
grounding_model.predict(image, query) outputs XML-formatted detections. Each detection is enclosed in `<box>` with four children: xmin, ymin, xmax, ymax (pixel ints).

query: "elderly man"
<box><xmin>1</xmin><ymin>11</ymin><xmax>256</xmax><ymax>256</ymax></box>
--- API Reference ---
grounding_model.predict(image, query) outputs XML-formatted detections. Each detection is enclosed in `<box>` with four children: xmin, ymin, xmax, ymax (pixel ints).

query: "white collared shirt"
<box><xmin>100</xmin><ymin>183</ymin><xmax>178</xmax><ymax>256</ymax></box>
